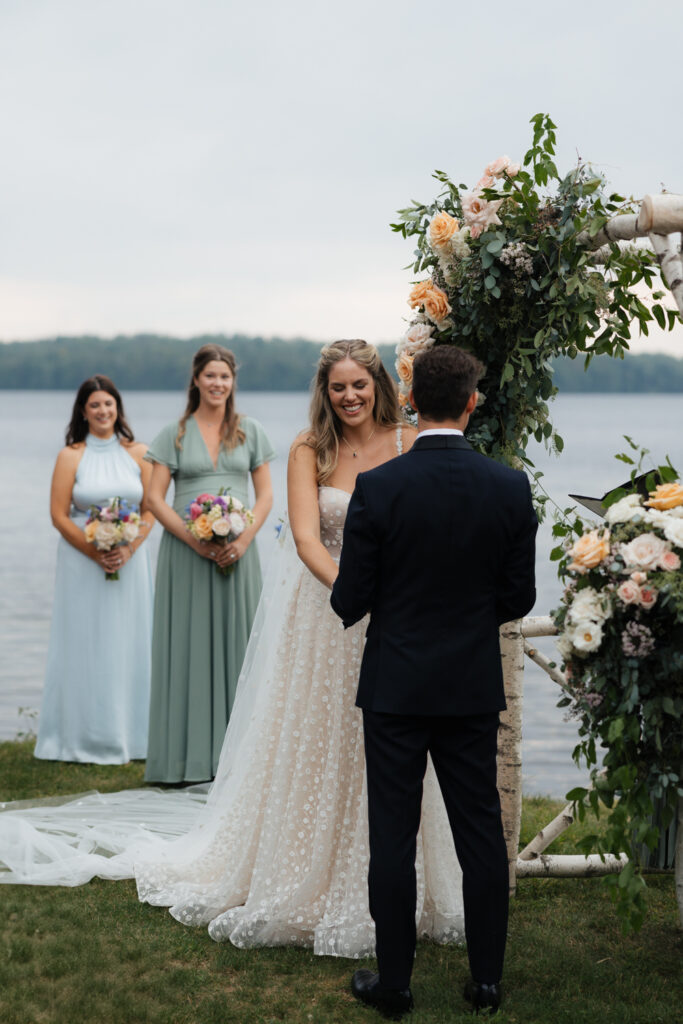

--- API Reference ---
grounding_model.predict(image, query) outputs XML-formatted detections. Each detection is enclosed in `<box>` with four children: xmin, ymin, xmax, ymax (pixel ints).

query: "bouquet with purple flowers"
<box><xmin>84</xmin><ymin>497</ymin><xmax>141</xmax><ymax>580</ymax></box>
<box><xmin>184</xmin><ymin>490</ymin><xmax>254</xmax><ymax>575</ymax></box>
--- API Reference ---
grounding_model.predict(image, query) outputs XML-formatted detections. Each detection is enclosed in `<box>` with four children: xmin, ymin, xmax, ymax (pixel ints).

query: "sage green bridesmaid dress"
<box><xmin>144</xmin><ymin>416</ymin><xmax>276</xmax><ymax>783</ymax></box>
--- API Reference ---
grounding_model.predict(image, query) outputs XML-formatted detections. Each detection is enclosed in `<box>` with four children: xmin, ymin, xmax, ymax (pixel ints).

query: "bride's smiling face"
<box><xmin>327</xmin><ymin>358</ymin><xmax>376</xmax><ymax>429</ymax></box>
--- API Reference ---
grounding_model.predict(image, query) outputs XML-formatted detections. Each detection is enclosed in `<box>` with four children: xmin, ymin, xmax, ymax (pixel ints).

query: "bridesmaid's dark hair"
<box><xmin>65</xmin><ymin>376</ymin><xmax>134</xmax><ymax>446</ymax></box>
<box><xmin>175</xmin><ymin>345</ymin><xmax>245</xmax><ymax>451</ymax></box>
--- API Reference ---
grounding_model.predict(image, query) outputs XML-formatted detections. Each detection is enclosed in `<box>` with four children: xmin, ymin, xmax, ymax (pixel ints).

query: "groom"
<box><xmin>331</xmin><ymin>345</ymin><xmax>537</xmax><ymax>1018</ymax></box>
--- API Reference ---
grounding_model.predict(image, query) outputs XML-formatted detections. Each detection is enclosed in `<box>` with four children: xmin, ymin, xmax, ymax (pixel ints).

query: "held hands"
<box><xmin>195</xmin><ymin>535</ymin><xmax>251</xmax><ymax>568</ymax></box>
<box><xmin>97</xmin><ymin>546</ymin><xmax>133</xmax><ymax>572</ymax></box>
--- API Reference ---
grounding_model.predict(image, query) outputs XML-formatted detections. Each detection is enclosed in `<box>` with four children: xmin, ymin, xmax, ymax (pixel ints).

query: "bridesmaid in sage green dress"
<box><xmin>144</xmin><ymin>345</ymin><xmax>275</xmax><ymax>783</ymax></box>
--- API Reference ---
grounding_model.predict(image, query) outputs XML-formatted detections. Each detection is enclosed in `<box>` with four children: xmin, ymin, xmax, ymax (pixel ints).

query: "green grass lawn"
<box><xmin>1</xmin><ymin>740</ymin><xmax>681</xmax><ymax>1024</ymax></box>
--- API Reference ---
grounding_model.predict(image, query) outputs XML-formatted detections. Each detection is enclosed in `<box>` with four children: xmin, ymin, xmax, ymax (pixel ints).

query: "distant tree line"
<box><xmin>0</xmin><ymin>334</ymin><xmax>682</xmax><ymax>392</ymax></box>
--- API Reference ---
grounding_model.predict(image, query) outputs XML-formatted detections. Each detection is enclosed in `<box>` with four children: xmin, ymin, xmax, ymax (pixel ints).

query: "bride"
<box><xmin>1</xmin><ymin>340</ymin><xmax>465</xmax><ymax>958</ymax></box>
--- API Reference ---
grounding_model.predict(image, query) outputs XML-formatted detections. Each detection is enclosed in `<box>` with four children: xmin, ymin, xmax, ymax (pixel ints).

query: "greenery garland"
<box><xmin>391</xmin><ymin>113</ymin><xmax>676</xmax><ymax>516</ymax></box>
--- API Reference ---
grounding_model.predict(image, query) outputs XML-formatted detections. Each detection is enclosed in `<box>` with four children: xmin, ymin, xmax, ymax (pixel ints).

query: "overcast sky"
<box><xmin>1</xmin><ymin>0</ymin><xmax>682</xmax><ymax>354</ymax></box>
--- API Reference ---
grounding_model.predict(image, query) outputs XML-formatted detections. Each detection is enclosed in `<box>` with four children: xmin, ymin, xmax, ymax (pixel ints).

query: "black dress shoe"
<box><xmin>351</xmin><ymin>969</ymin><xmax>413</xmax><ymax>1019</ymax></box>
<box><xmin>463</xmin><ymin>979</ymin><xmax>502</xmax><ymax>1015</ymax></box>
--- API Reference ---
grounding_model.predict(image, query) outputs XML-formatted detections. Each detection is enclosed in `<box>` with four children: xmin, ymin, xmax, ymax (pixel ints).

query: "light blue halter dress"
<box><xmin>35</xmin><ymin>434</ymin><xmax>154</xmax><ymax>764</ymax></box>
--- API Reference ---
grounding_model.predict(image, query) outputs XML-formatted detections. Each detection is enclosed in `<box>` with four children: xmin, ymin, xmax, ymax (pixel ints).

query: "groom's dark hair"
<box><xmin>412</xmin><ymin>345</ymin><xmax>485</xmax><ymax>421</ymax></box>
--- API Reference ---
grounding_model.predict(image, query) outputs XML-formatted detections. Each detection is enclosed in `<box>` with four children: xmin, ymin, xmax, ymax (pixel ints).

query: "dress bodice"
<box><xmin>318</xmin><ymin>487</ymin><xmax>351</xmax><ymax>561</ymax></box>
<box><xmin>71</xmin><ymin>435</ymin><xmax>143</xmax><ymax>521</ymax></box>
<box><xmin>317</xmin><ymin>427</ymin><xmax>404</xmax><ymax>560</ymax></box>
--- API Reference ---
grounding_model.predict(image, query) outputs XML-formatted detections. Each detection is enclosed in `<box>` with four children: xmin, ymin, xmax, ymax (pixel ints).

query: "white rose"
<box><xmin>94</xmin><ymin>521</ymin><xmax>121</xmax><ymax>550</ymax></box>
<box><xmin>121</xmin><ymin>522</ymin><xmax>139</xmax><ymax>544</ymax></box>
<box><xmin>662</xmin><ymin>516</ymin><xmax>683</xmax><ymax>549</ymax></box>
<box><xmin>568</xmin><ymin>621</ymin><xmax>603</xmax><ymax>654</ymax></box>
<box><xmin>397</xmin><ymin>323</ymin><xmax>435</xmax><ymax>358</ymax></box>
<box><xmin>229</xmin><ymin>512</ymin><xmax>246</xmax><ymax>536</ymax></box>
<box><xmin>605</xmin><ymin>493</ymin><xmax>644</xmax><ymax>525</ymax></box>
<box><xmin>211</xmin><ymin>517</ymin><xmax>231</xmax><ymax>537</ymax></box>
<box><xmin>228</xmin><ymin>497</ymin><xmax>244</xmax><ymax>511</ymax></box>
<box><xmin>555</xmin><ymin>633</ymin><xmax>573</xmax><ymax>662</ymax></box>
<box><xmin>620</xmin><ymin>532</ymin><xmax>669</xmax><ymax>570</ymax></box>
<box><xmin>568</xmin><ymin>587</ymin><xmax>611</xmax><ymax>625</ymax></box>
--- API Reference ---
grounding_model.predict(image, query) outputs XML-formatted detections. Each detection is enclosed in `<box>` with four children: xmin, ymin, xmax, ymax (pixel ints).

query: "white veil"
<box><xmin>0</xmin><ymin>518</ymin><xmax>304</xmax><ymax>888</ymax></box>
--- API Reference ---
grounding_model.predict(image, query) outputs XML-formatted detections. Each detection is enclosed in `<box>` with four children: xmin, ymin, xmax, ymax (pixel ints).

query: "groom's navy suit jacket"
<box><xmin>331</xmin><ymin>434</ymin><xmax>538</xmax><ymax>717</ymax></box>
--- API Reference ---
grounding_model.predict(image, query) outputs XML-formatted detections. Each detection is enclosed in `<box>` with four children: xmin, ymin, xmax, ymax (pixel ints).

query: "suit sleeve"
<box><xmin>330</xmin><ymin>474</ymin><xmax>381</xmax><ymax>628</ymax></box>
<box><xmin>495</xmin><ymin>474</ymin><xmax>538</xmax><ymax>625</ymax></box>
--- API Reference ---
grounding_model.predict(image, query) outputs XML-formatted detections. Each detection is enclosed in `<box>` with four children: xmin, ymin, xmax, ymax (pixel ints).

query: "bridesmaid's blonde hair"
<box><xmin>305</xmin><ymin>339</ymin><xmax>400</xmax><ymax>484</ymax></box>
<box><xmin>175</xmin><ymin>345</ymin><xmax>246</xmax><ymax>451</ymax></box>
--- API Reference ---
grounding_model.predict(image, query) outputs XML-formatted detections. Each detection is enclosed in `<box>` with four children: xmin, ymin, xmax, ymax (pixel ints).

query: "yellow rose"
<box><xmin>423</xmin><ymin>284</ymin><xmax>452</xmax><ymax>324</ymax></box>
<box><xmin>567</xmin><ymin>530</ymin><xmax>610</xmax><ymax>574</ymax></box>
<box><xmin>84</xmin><ymin>521</ymin><xmax>97</xmax><ymax>543</ymax></box>
<box><xmin>193</xmin><ymin>513</ymin><xmax>214</xmax><ymax>541</ymax></box>
<box><xmin>396</xmin><ymin>351</ymin><xmax>414</xmax><ymax>386</ymax></box>
<box><xmin>429</xmin><ymin>212</ymin><xmax>459</xmax><ymax>251</ymax></box>
<box><xmin>408</xmin><ymin>279</ymin><xmax>434</xmax><ymax>309</ymax></box>
<box><xmin>645</xmin><ymin>482</ymin><xmax>683</xmax><ymax>510</ymax></box>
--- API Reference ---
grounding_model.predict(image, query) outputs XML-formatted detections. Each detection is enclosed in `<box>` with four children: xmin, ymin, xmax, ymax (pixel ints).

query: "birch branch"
<box><xmin>515</xmin><ymin>853</ymin><xmax>628</xmax><ymax>878</ymax></box>
<box><xmin>523</xmin><ymin>640</ymin><xmax>566</xmax><ymax>688</ymax></box>
<box><xmin>518</xmin><ymin>802</ymin><xmax>575</xmax><ymax>861</ymax></box>
<box><xmin>676</xmin><ymin>766</ymin><xmax>683</xmax><ymax>928</ymax></box>
<box><xmin>521</xmin><ymin>615</ymin><xmax>557</xmax><ymax>639</ymax></box>
<box><xmin>498</xmin><ymin>619</ymin><xmax>524</xmax><ymax>894</ymax></box>
<box><xmin>575</xmin><ymin>194</ymin><xmax>683</xmax><ymax>250</ymax></box>
<box><xmin>648</xmin><ymin>232</ymin><xmax>683</xmax><ymax>317</ymax></box>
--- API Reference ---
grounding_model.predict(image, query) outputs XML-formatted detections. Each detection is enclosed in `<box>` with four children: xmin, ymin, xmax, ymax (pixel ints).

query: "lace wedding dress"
<box><xmin>1</xmin><ymin>489</ymin><xmax>465</xmax><ymax>957</ymax></box>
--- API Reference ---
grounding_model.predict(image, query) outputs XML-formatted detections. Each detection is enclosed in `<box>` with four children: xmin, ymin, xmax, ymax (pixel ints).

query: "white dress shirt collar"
<box><xmin>416</xmin><ymin>428</ymin><xmax>464</xmax><ymax>439</ymax></box>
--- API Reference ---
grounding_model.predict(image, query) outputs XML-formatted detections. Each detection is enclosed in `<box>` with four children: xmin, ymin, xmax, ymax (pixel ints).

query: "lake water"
<box><xmin>1</xmin><ymin>390</ymin><xmax>682</xmax><ymax>797</ymax></box>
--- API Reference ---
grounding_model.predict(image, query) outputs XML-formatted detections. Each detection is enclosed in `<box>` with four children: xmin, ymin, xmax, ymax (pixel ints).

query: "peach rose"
<box><xmin>640</xmin><ymin>586</ymin><xmax>658</xmax><ymax>610</ymax></box>
<box><xmin>429</xmin><ymin>212</ymin><xmax>459</xmax><ymax>251</ymax></box>
<box><xmin>645</xmin><ymin>482</ymin><xmax>683</xmax><ymax>510</ymax></box>
<box><xmin>396</xmin><ymin>350</ymin><xmax>414</xmax><ymax>386</ymax></box>
<box><xmin>408</xmin><ymin>280</ymin><xmax>434</xmax><ymax>309</ymax></box>
<box><xmin>193</xmin><ymin>513</ymin><xmax>214</xmax><ymax>541</ymax></box>
<box><xmin>660</xmin><ymin>549</ymin><xmax>681</xmax><ymax>571</ymax></box>
<box><xmin>484</xmin><ymin>155</ymin><xmax>512</xmax><ymax>178</ymax></box>
<box><xmin>398</xmin><ymin>389</ymin><xmax>411</xmax><ymax>410</ymax></box>
<box><xmin>423</xmin><ymin>285</ymin><xmax>452</xmax><ymax>324</ymax></box>
<box><xmin>617</xmin><ymin>580</ymin><xmax>642</xmax><ymax>605</ymax></box>
<box><xmin>84</xmin><ymin>521</ymin><xmax>98</xmax><ymax>543</ymax></box>
<box><xmin>567</xmin><ymin>530</ymin><xmax>610</xmax><ymax>573</ymax></box>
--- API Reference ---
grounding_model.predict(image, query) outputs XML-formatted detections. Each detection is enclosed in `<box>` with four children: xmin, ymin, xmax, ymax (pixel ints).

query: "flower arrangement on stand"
<box><xmin>392</xmin><ymin>114</ymin><xmax>676</xmax><ymax>514</ymax></box>
<box><xmin>551</xmin><ymin>445</ymin><xmax>683</xmax><ymax>929</ymax></box>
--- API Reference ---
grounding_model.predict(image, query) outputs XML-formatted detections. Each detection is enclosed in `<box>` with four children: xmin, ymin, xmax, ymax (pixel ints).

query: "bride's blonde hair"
<box><xmin>305</xmin><ymin>339</ymin><xmax>400</xmax><ymax>484</ymax></box>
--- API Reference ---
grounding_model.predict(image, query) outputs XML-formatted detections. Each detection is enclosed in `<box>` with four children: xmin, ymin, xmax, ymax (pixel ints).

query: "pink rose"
<box><xmin>630</xmin><ymin>571</ymin><xmax>647</xmax><ymax>584</ymax></box>
<box><xmin>640</xmin><ymin>586</ymin><xmax>658</xmax><ymax>610</ymax></box>
<box><xmin>461</xmin><ymin>191</ymin><xmax>503</xmax><ymax>238</ymax></box>
<box><xmin>617</xmin><ymin>580</ymin><xmax>642</xmax><ymax>605</ymax></box>
<box><xmin>189</xmin><ymin>502</ymin><xmax>203</xmax><ymax>520</ymax></box>
<box><xmin>507</xmin><ymin>162</ymin><xmax>521</xmax><ymax>177</ymax></box>
<box><xmin>196</xmin><ymin>493</ymin><xmax>214</xmax><ymax>504</ymax></box>
<box><xmin>660</xmin><ymin>549</ymin><xmax>681</xmax><ymax>571</ymax></box>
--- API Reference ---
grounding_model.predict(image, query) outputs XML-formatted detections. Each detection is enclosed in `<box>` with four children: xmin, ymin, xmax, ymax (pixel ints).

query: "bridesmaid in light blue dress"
<box><xmin>35</xmin><ymin>377</ymin><xmax>155</xmax><ymax>764</ymax></box>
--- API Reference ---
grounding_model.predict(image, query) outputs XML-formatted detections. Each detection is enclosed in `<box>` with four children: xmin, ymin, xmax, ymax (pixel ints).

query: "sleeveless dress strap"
<box><xmin>395</xmin><ymin>426</ymin><xmax>403</xmax><ymax>455</ymax></box>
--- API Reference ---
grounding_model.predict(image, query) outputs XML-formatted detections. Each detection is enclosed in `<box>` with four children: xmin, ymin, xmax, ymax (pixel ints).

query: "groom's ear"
<box><xmin>409</xmin><ymin>388</ymin><xmax>418</xmax><ymax>413</ymax></box>
<box><xmin>465</xmin><ymin>391</ymin><xmax>478</xmax><ymax>415</ymax></box>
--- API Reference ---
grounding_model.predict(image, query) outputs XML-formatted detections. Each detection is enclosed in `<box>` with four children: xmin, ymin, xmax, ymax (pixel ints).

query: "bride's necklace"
<box><xmin>341</xmin><ymin>426</ymin><xmax>376</xmax><ymax>458</ymax></box>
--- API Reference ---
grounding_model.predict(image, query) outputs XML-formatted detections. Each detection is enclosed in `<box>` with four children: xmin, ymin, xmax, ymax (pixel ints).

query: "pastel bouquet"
<box><xmin>84</xmin><ymin>497</ymin><xmax>141</xmax><ymax>580</ymax></box>
<box><xmin>184</xmin><ymin>491</ymin><xmax>254</xmax><ymax>575</ymax></box>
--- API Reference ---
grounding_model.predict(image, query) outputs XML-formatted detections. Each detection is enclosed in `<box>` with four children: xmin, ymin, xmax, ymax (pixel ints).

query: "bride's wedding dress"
<box><xmin>0</xmin><ymin>489</ymin><xmax>465</xmax><ymax>957</ymax></box>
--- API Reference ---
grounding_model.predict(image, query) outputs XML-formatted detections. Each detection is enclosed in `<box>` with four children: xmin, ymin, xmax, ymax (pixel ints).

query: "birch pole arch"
<box><xmin>391</xmin><ymin>113</ymin><xmax>683</xmax><ymax>929</ymax></box>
